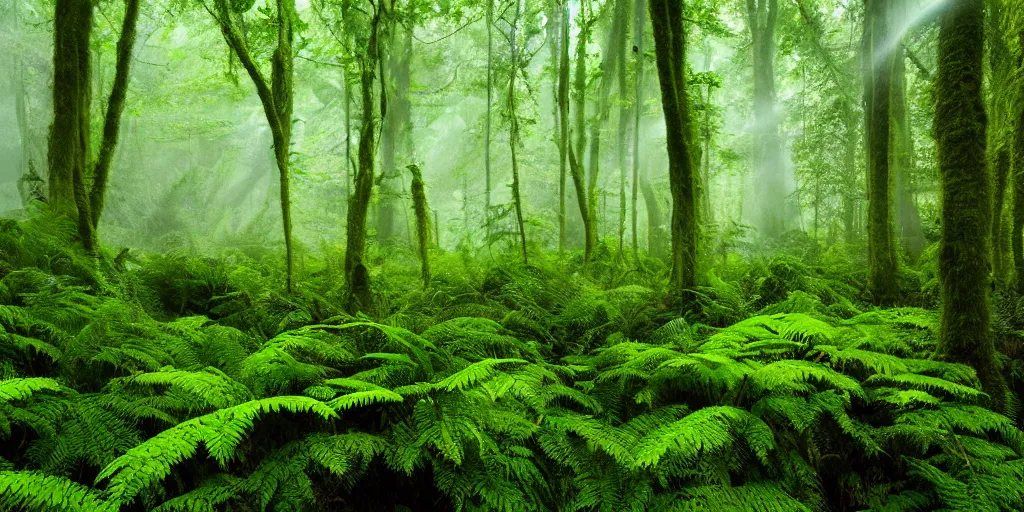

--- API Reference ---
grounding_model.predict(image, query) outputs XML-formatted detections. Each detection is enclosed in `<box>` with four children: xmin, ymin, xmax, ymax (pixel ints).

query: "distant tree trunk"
<box><xmin>48</xmin><ymin>0</ymin><xmax>94</xmax><ymax>249</ymax></box>
<box><xmin>508</xmin><ymin>0</ymin><xmax>528</xmax><ymax>264</ymax></box>
<box><xmin>988</xmin><ymin>0</ymin><xmax>1013</xmax><ymax>285</ymax></box>
<box><xmin>616</xmin><ymin>0</ymin><xmax>632</xmax><ymax>260</ymax></box>
<box><xmin>745</xmin><ymin>0</ymin><xmax>786</xmax><ymax>238</ymax></box>
<box><xmin>889</xmin><ymin>1</ymin><xmax>924</xmax><ymax>263</ymax></box>
<box><xmin>378</xmin><ymin>25</ymin><xmax>412</xmax><ymax>246</ymax></box>
<box><xmin>484</xmin><ymin>0</ymin><xmax>494</xmax><ymax>236</ymax></box>
<box><xmin>650</xmin><ymin>0</ymin><xmax>698</xmax><ymax>294</ymax></box>
<box><xmin>863</xmin><ymin>0</ymin><xmax>899</xmax><ymax>304</ymax></box>
<box><xmin>934</xmin><ymin>0</ymin><xmax>1005</xmax><ymax>404</ymax></box>
<box><xmin>631</xmin><ymin>0</ymin><xmax>647</xmax><ymax>262</ymax></box>
<box><xmin>345</xmin><ymin>9</ymin><xmax>383</xmax><ymax>312</ymax></box>
<box><xmin>641</xmin><ymin>175</ymin><xmax>666</xmax><ymax>258</ymax></box>
<box><xmin>585</xmin><ymin>0</ymin><xmax>628</xmax><ymax>259</ymax></box>
<box><xmin>89</xmin><ymin>0</ymin><xmax>141</xmax><ymax>230</ymax></box>
<box><xmin>408</xmin><ymin>164</ymin><xmax>431</xmax><ymax>289</ymax></box>
<box><xmin>212</xmin><ymin>0</ymin><xmax>296</xmax><ymax>291</ymax></box>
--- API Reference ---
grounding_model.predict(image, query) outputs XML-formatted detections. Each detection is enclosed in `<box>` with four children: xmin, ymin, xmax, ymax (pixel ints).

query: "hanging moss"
<box><xmin>933</xmin><ymin>0</ymin><xmax>1006</xmax><ymax>405</ymax></box>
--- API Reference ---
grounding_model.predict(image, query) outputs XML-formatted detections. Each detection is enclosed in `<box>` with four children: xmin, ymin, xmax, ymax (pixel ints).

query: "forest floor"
<box><xmin>1</xmin><ymin>211</ymin><xmax>1024</xmax><ymax>511</ymax></box>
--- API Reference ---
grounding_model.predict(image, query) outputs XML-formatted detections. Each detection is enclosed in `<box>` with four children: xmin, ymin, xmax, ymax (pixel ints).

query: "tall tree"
<box><xmin>378</xmin><ymin>21</ymin><xmax>413</xmax><ymax>246</ymax></box>
<box><xmin>745</xmin><ymin>0</ymin><xmax>787</xmax><ymax>238</ymax></box>
<box><xmin>507</xmin><ymin>0</ymin><xmax>528</xmax><ymax>264</ymax></box>
<box><xmin>934</xmin><ymin>0</ymin><xmax>1005</xmax><ymax>403</ymax></box>
<box><xmin>649</xmin><ymin>0</ymin><xmax>697</xmax><ymax>294</ymax></box>
<box><xmin>863</xmin><ymin>0</ymin><xmax>899</xmax><ymax>303</ymax></box>
<box><xmin>569</xmin><ymin>1</ymin><xmax>595</xmax><ymax>262</ymax></box>
<box><xmin>484</xmin><ymin>0</ymin><xmax>494</xmax><ymax>235</ymax></box>
<box><xmin>987</xmin><ymin>0</ymin><xmax>1013</xmax><ymax>284</ymax></box>
<box><xmin>408</xmin><ymin>164</ymin><xmax>431</xmax><ymax>289</ymax></box>
<box><xmin>630</xmin><ymin>0</ymin><xmax>647</xmax><ymax>262</ymax></box>
<box><xmin>345</xmin><ymin>4</ymin><xmax>384</xmax><ymax>312</ymax></box>
<box><xmin>889</xmin><ymin>1</ymin><xmax>925</xmax><ymax>262</ymax></box>
<box><xmin>556</xmin><ymin>0</ymin><xmax>570</xmax><ymax>253</ymax></box>
<box><xmin>48</xmin><ymin>0</ymin><xmax>93</xmax><ymax>249</ymax></box>
<box><xmin>209</xmin><ymin>0</ymin><xmax>297</xmax><ymax>291</ymax></box>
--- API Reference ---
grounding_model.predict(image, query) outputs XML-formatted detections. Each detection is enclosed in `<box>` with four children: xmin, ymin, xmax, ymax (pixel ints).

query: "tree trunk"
<box><xmin>552</xmin><ymin>0</ymin><xmax>568</xmax><ymax>253</ymax></box>
<box><xmin>572</xmin><ymin>2</ymin><xmax>594</xmax><ymax>261</ymax></box>
<box><xmin>988</xmin><ymin>0</ymin><xmax>1013</xmax><ymax>285</ymax></box>
<box><xmin>212</xmin><ymin>0</ymin><xmax>296</xmax><ymax>291</ymax></box>
<box><xmin>616</xmin><ymin>0</ymin><xmax>632</xmax><ymax>260</ymax></box>
<box><xmin>631</xmin><ymin>0</ymin><xmax>647</xmax><ymax>263</ymax></box>
<box><xmin>89</xmin><ymin>0</ymin><xmax>141</xmax><ymax>230</ymax></box>
<box><xmin>48</xmin><ymin>0</ymin><xmax>94</xmax><ymax>249</ymax></box>
<box><xmin>378</xmin><ymin>25</ymin><xmax>412</xmax><ymax>246</ymax></box>
<box><xmin>746</xmin><ymin>0</ymin><xmax>787</xmax><ymax>238</ymax></box>
<box><xmin>934</xmin><ymin>0</ymin><xmax>1005</xmax><ymax>404</ymax></box>
<box><xmin>650</xmin><ymin>0</ymin><xmax>698</xmax><ymax>294</ymax></box>
<box><xmin>345</xmin><ymin>9</ymin><xmax>383</xmax><ymax>313</ymax></box>
<box><xmin>408</xmin><ymin>164</ymin><xmax>431</xmax><ymax>289</ymax></box>
<box><xmin>864</xmin><ymin>0</ymin><xmax>899</xmax><ymax>304</ymax></box>
<box><xmin>889</xmin><ymin>1</ymin><xmax>925</xmax><ymax>263</ymax></box>
<box><xmin>484</xmin><ymin>0</ymin><xmax>493</xmax><ymax>236</ymax></box>
<box><xmin>508</xmin><ymin>0</ymin><xmax>528</xmax><ymax>264</ymax></box>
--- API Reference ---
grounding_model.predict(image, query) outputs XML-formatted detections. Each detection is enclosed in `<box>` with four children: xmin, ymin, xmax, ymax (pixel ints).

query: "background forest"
<box><xmin>2</xmin><ymin>0</ymin><xmax>1024</xmax><ymax>510</ymax></box>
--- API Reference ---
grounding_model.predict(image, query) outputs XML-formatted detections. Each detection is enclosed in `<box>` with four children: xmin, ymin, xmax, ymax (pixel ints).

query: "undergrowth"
<box><xmin>1</xmin><ymin>215</ymin><xmax>1022</xmax><ymax>511</ymax></box>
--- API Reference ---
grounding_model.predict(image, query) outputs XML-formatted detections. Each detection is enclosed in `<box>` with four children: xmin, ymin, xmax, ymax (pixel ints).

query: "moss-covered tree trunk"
<box><xmin>48</xmin><ymin>0</ymin><xmax>94</xmax><ymax>250</ymax></box>
<box><xmin>863</xmin><ymin>0</ymin><xmax>899</xmax><ymax>304</ymax></box>
<box><xmin>213</xmin><ymin>0</ymin><xmax>295</xmax><ymax>291</ymax></box>
<box><xmin>88</xmin><ymin>0</ymin><xmax>140</xmax><ymax>231</ymax></box>
<box><xmin>616</xmin><ymin>0</ymin><xmax>632</xmax><ymax>260</ymax></box>
<box><xmin>934</xmin><ymin>0</ymin><xmax>1006</xmax><ymax>404</ymax></box>
<box><xmin>408</xmin><ymin>164</ymin><xmax>430</xmax><ymax>289</ymax></box>
<box><xmin>551</xmin><ymin>0</ymin><xmax>568</xmax><ymax>253</ymax></box>
<box><xmin>508</xmin><ymin>0</ymin><xmax>528</xmax><ymax>265</ymax></box>
<box><xmin>650</xmin><ymin>0</ymin><xmax>697</xmax><ymax>294</ymax></box>
<box><xmin>345</xmin><ymin>9</ymin><xmax>383</xmax><ymax>313</ymax></box>
<box><xmin>571</xmin><ymin>2</ymin><xmax>595</xmax><ymax>262</ymax></box>
<box><xmin>987</xmin><ymin>0</ymin><xmax>1013</xmax><ymax>285</ymax></box>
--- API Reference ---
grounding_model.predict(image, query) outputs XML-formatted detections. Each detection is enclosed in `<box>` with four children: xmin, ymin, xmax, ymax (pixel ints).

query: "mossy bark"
<box><xmin>89</xmin><ymin>0</ymin><xmax>140</xmax><ymax>231</ymax></box>
<box><xmin>650</xmin><ymin>0</ymin><xmax>698</xmax><ymax>294</ymax></box>
<box><xmin>1013</xmin><ymin>110</ymin><xmax>1024</xmax><ymax>293</ymax></box>
<box><xmin>987</xmin><ymin>0</ymin><xmax>1013</xmax><ymax>285</ymax></box>
<box><xmin>48</xmin><ymin>0</ymin><xmax>93</xmax><ymax>250</ymax></box>
<box><xmin>408</xmin><ymin>165</ymin><xmax>431</xmax><ymax>289</ymax></box>
<box><xmin>934</xmin><ymin>0</ymin><xmax>1006</xmax><ymax>405</ymax></box>
<box><xmin>571</xmin><ymin>2</ymin><xmax>595</xmax><ymax>262</ymax></box>
<box><xmin>345</xmin><ymin>9</ymin><xmax>383</xmax><ymax>313</ymax></box>
<box><xmin>863</xmin><ymin>0</ymin><xmax>899</xmax><ymax>304</ymax></box>
<box><xmin>507</xmin><ymin>0</ymin><xmax>528</xmax><ymax>265</ymax></box>
<box><xmin>889</xmin><ymin>1</ymin><xmax>924</xmax><ymax>263</ymax></box>
<box><xmin>213</xmin><ymin>0</ymin><xmax>296</xmax><ymax>291</ymax></box>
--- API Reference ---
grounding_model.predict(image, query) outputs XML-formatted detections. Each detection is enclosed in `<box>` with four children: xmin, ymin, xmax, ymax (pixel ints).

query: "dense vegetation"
<box><xmin>4</xmin><ymin>0</ymin><xmax>1024</xmax><ymax>510</ymax></box>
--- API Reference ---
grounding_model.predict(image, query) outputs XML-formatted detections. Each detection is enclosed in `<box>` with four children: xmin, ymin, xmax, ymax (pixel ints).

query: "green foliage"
<box><xmin>0</xmin><ymin>216</ymin><xmax>1022</xmax><ymax>512</ymax></box>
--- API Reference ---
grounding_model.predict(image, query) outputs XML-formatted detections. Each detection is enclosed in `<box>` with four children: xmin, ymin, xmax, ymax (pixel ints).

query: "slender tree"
<box><xmin>934</xmin><ymin>0</ymin><xmax>1005</xmax><ymax>403</ymax></box>
<box><xmin>630</xmin><ymin>0</ymin><xmax>647</xmax><ymax>263</ymax></box>
<box><xmin>345</xmin><ymin>5</ymin><xmax>384</xmax><ymax>312</ymax></box>
<box><xmin>649</xmin><ymin>0</ymin><xmax>697</xmax><ymax>294</ymax></box>
<box><xmin>864</xmin><ymin>0</ymin><xmax>899</xmax><ymax>303</ymax></box>
<box><xmin>484</xmin><ymin>0</ymin><xmax>494</xmax><ymax>235</ymax></box>
<box><xmin>507</xmin><ymin>0</ymin><xmax>528</xmax><ymax>264</ymax></box>
<box><xmin>209</xmin><ymin>0</ymin><xmax>296</xmax><ymax>291</ymax></box>
<box><xmin>89</xmin><ymin>0</ymin><xmax>142</xmax><ymax>231</ymax></box>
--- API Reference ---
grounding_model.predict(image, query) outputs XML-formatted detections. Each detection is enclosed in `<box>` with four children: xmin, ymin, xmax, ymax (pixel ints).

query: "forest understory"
<box><xmin>3</xmin><ymin>208</ymin><xmax>1024</xmax><ymax>511</ymax></box>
